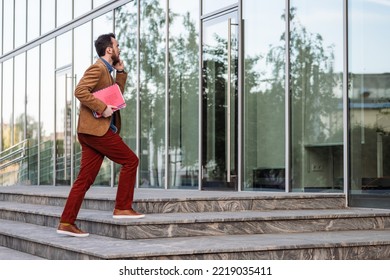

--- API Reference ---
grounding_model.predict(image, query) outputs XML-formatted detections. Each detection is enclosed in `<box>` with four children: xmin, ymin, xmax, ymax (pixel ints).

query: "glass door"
<box><xmin>55</xmin><ymin>66</ymin><xmax>74</xmax><ymax>185</ymax></box>
<box><xmin>201</xmin><ymin>10</ymin><xmax>239</xmax><ymax>190</ymax></box>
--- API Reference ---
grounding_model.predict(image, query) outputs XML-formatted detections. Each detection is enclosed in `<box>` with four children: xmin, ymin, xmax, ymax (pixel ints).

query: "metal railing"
<box><xmin>0</xmin><ymin>140</ymin><xmax>29</xmax><ymax>186</ymax></box>
<box><xmin>0</xmin><ymin>140</ymin><xmax>28</xmax><ymax>169</ymax></box>
<box><xmin>1</xmin><ymin>138</ymin><xmax>121</xmax><ymax>187</ymax></box>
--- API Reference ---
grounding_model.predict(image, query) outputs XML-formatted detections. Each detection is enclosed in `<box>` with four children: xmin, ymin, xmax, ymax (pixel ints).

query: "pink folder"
<box><xmin>92</xmin><ymin>83</ymin><xmax>126</xmax><ymax>118</ymax></box>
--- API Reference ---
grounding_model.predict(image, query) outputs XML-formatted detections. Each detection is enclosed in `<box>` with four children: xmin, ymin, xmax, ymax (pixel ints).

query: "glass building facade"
<box><xmin>0</xmin><ymin>0</ymin><xmax>389</xmax><ymax>209</ymax></box>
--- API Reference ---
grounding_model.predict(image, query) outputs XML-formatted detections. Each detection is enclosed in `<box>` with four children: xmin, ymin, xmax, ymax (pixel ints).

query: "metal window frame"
<box><xmin>164</xmin><ymin>0</ymin><xmax>170</xmax><ymax>189</ymax></box>
<box><xmin>285</xmin><ymin>0</ymin><xmax>292</xmax><ymax>192</ymax></box>
<box><xmin>136</xmin><ymin>0</ymin><xmax>141</xmax><ymax>188</ymax></box>
<box><xmin>237</xmin><ymin>0</ymin><xmax>243</xmax><ymax>192</ymax></box>
<box><xmin>198</xmin><ymin>0</ymin><xmax>203</xmax><ymax>190</ymax></box>
<box><xmin>343</xmin><ymin>0</ymin><xmax>350</xmax><ymax>205</ymax></box>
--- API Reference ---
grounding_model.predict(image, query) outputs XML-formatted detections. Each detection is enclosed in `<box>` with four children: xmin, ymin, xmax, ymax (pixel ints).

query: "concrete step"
<box><xmin>0</xmin><ymin>185</ymin><xmax>346</xmax><ymax>213</ymax></box>
<box><xmin>0</xmin><ymin>245</ymin><xmax>45</xmax><ymax>260</ymax></box>
<box><xmin>4</xmin><ymin>186</ymin><xmax>379</xmax><ymax>260</ymax></box>
<box><xmin>1</xmin><ymin>201</ymin><xmax>390</xmax><ymax>239</ymax></box>
<box><xmin>1</xmin><ymin>218</ymin><xmax>389</xmax><ymax>260</ymax></box>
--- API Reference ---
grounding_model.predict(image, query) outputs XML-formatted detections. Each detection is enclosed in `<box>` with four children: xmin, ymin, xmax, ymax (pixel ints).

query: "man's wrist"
<box><xmin>116</xmin><ymin>69</ymin><xmax>125</xmax><ymax>73</ymax></box>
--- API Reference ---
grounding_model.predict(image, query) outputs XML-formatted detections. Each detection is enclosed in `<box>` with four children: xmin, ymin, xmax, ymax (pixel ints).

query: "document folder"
<box><xmin>92</xmin><ymin>83</ymin><xmax>126</xmax><ymax>118</ymax></box>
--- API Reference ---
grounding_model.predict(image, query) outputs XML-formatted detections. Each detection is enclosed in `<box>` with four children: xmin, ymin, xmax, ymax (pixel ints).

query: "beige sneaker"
<box><xmin>113</xmin><ymin>208</ymin><xmax>145</xmax><ymax>219</ymax></box>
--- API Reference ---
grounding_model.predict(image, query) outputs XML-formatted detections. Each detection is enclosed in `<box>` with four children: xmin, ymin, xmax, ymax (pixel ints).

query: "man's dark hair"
<box><xmin>94</xmin><ymin>33</ymin><xmax>116</xmax><ymax>57</ymax></box>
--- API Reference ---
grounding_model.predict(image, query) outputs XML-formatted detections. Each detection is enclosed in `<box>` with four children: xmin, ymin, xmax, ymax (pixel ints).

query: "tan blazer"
<box><xmin>75</xmin><ymin>59</ymin><xmax>128</xmax><ymax>136</ymax></box>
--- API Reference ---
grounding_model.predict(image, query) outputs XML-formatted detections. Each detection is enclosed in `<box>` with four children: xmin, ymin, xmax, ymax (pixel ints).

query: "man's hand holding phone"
<box><xmin>114</xmin><ymin>59</ymin><xmax>125</xmax><ymax>72</ymax></box>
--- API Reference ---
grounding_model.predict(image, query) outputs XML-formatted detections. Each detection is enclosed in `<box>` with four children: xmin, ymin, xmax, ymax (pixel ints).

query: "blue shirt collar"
<box><xmin>100</xmin><ymin>57</ymin><xmax>114</xmax><ymax>73</ymax></box>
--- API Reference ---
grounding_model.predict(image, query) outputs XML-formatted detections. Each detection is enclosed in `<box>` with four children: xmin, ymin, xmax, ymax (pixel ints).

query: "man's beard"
<box><xmin>112</xmin><ymin>53</ymin><xmax>120</xmax><ymax>66</ymax></box>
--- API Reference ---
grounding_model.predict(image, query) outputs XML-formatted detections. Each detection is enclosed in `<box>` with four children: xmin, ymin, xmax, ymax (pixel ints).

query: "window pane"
<box><xmin>3</xmin><ymin>0</ymin><xmax>14</xmax><ymax>53</ymax></box>
<box><xmin>75</xmin><ymin>0</ymin><xmax>92</xmax><ymax>18</ymax></box>
<box><xmin>74</xmin><ymin>22</ymin><xmax>92</xmax><ymax>179</ymax></box>
<box><xmin>27</xmin><ymin>0</ymin><xmax>40</xmax><ymax>42</ymax></box>
<box><xmin>349</xmin><ymin>0</ymin><xmax>390</xmax><ymax>207</ymax></box>
<box><xmin>2</xmin><ymin>59</ymin><xmax>13</xmax><ymax>149</ymax></box>
<box><xmin>56</xmin><ymin>32</ymin><xmax>72</xmax><ymax>68</ymax></box>
<box><xmin>94</xmin><ymin>0</ymin><xmax>111</xmax><ymax>8</ymax></box>
<box><xmin>0</xmin><ymin>66</ymin><xmax>2</xmax><ymax>149</ymax></box>
<box><xmin>202</xmin><ymin>0</ymin><xmax>237</xmax><ymax>15</ymax></box>
<box><xmin>290</xmin><ymin>0</ymin><xmax>344</xmax><ymax>192</ymax></box>
<box><xmin>27</xmin><ymin>47</ymin><xmax>40</xmax><ymax>184</ymax></box>
<box><xmin>15</xmin><ymin>0</ymin><xmax>27</xmax><ymax>48</ymax></box>
<box><xmin>0</xmin><ymin>1</ymin><xmax>2</xmax><ymax>54</ymax></box>
<box><xmin>93</xmin><ymin>12</ymin><xmax>114</xmax><ymax>54</ymax></box>
<box><xmin>243</xmin><ymin>0</ymin><xmax>286</xmax><ymax>191</ymax></box>
<box><xmin>40</xmin><ymin>40</ymin><xmax>55</xmax><ymax>185</ymax></box>
<box><xmin>114</xmin><ymin>2</ymin><xmax>138</xmax><ymax>186</ymax></box>
<box><xmin>14</xmin><ymin>54</ymin><xmax>26</xmax><ymax>145</ymax></box>
<box><xmin>55</xmin><ymin>31</ymin><xmax>72</xmax><ymax>186</ymax></box>
<box><xmin>139</xmin><ymin>0</ymin><xmax>166</xmax><ymax>188</ymax></box>
<box><xmin>55</xmin><ymin>67</ymin><xmax>73</xmax><ymax>185</ymax></box>
<box><xmin>13</xmin><ymin>55</ymin><xmax>26</xmax><ymax>186</ymax></box>
<box><xmin>168</xmin><ymin>0</ymin><xmax>199</xmax><ymax>189</ymax></box>
<box><xmin>41</xmin><ymin>0</ymin><xmax>55</xmax><ymax>35</ymax></box>
<box><xmin>92</xmin><ymin>13</ymin><xmax>113</xmax><ymax>186</ymax></box>
<box><xmin>57</xmin><ymin>0</ymin><xmax>72</xmax><ymax>27</ymax></box>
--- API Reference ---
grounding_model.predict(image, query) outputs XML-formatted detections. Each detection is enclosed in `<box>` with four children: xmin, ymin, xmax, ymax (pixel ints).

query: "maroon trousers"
<box><xmin>60</xmin><ymin>129</ymin><xmax>139</xmax><ymax>224</ymax></box>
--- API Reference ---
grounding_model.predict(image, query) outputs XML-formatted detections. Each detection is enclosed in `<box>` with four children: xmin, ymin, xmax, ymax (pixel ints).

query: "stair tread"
<box><xmin>0</xmin><ymin>245</ymin><xmax>44</xmax><ymax>260</ymax></box>
<box><xmin>2</xmin><ymin>201</ymin><xmax>390</xmax><ymax>225</ymax></box>
<box><xmin>1</xmin><ymin>218</ymin><xmax>390</xmax><ymax>259</ymax></box>
<box><xmin>0</xmin><ymin>185</ymin><xmax>344</xmax><ymax>201</ymax></box>
<box><xmin>1</xmin><ymin>187</ymin><xmax>388</xmax><ymax>260</ymax></box>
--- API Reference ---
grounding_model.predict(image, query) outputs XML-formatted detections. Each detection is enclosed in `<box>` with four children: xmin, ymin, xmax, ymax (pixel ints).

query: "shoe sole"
<box><xmin>56</xmin><ymin>229</ymin><xmax>89</xmax><ymax>237</ymax></box>
<box><xmin>112</xmin><ymin>214</ymin><xmax>145</xmax><ymax>219</ymax></box>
